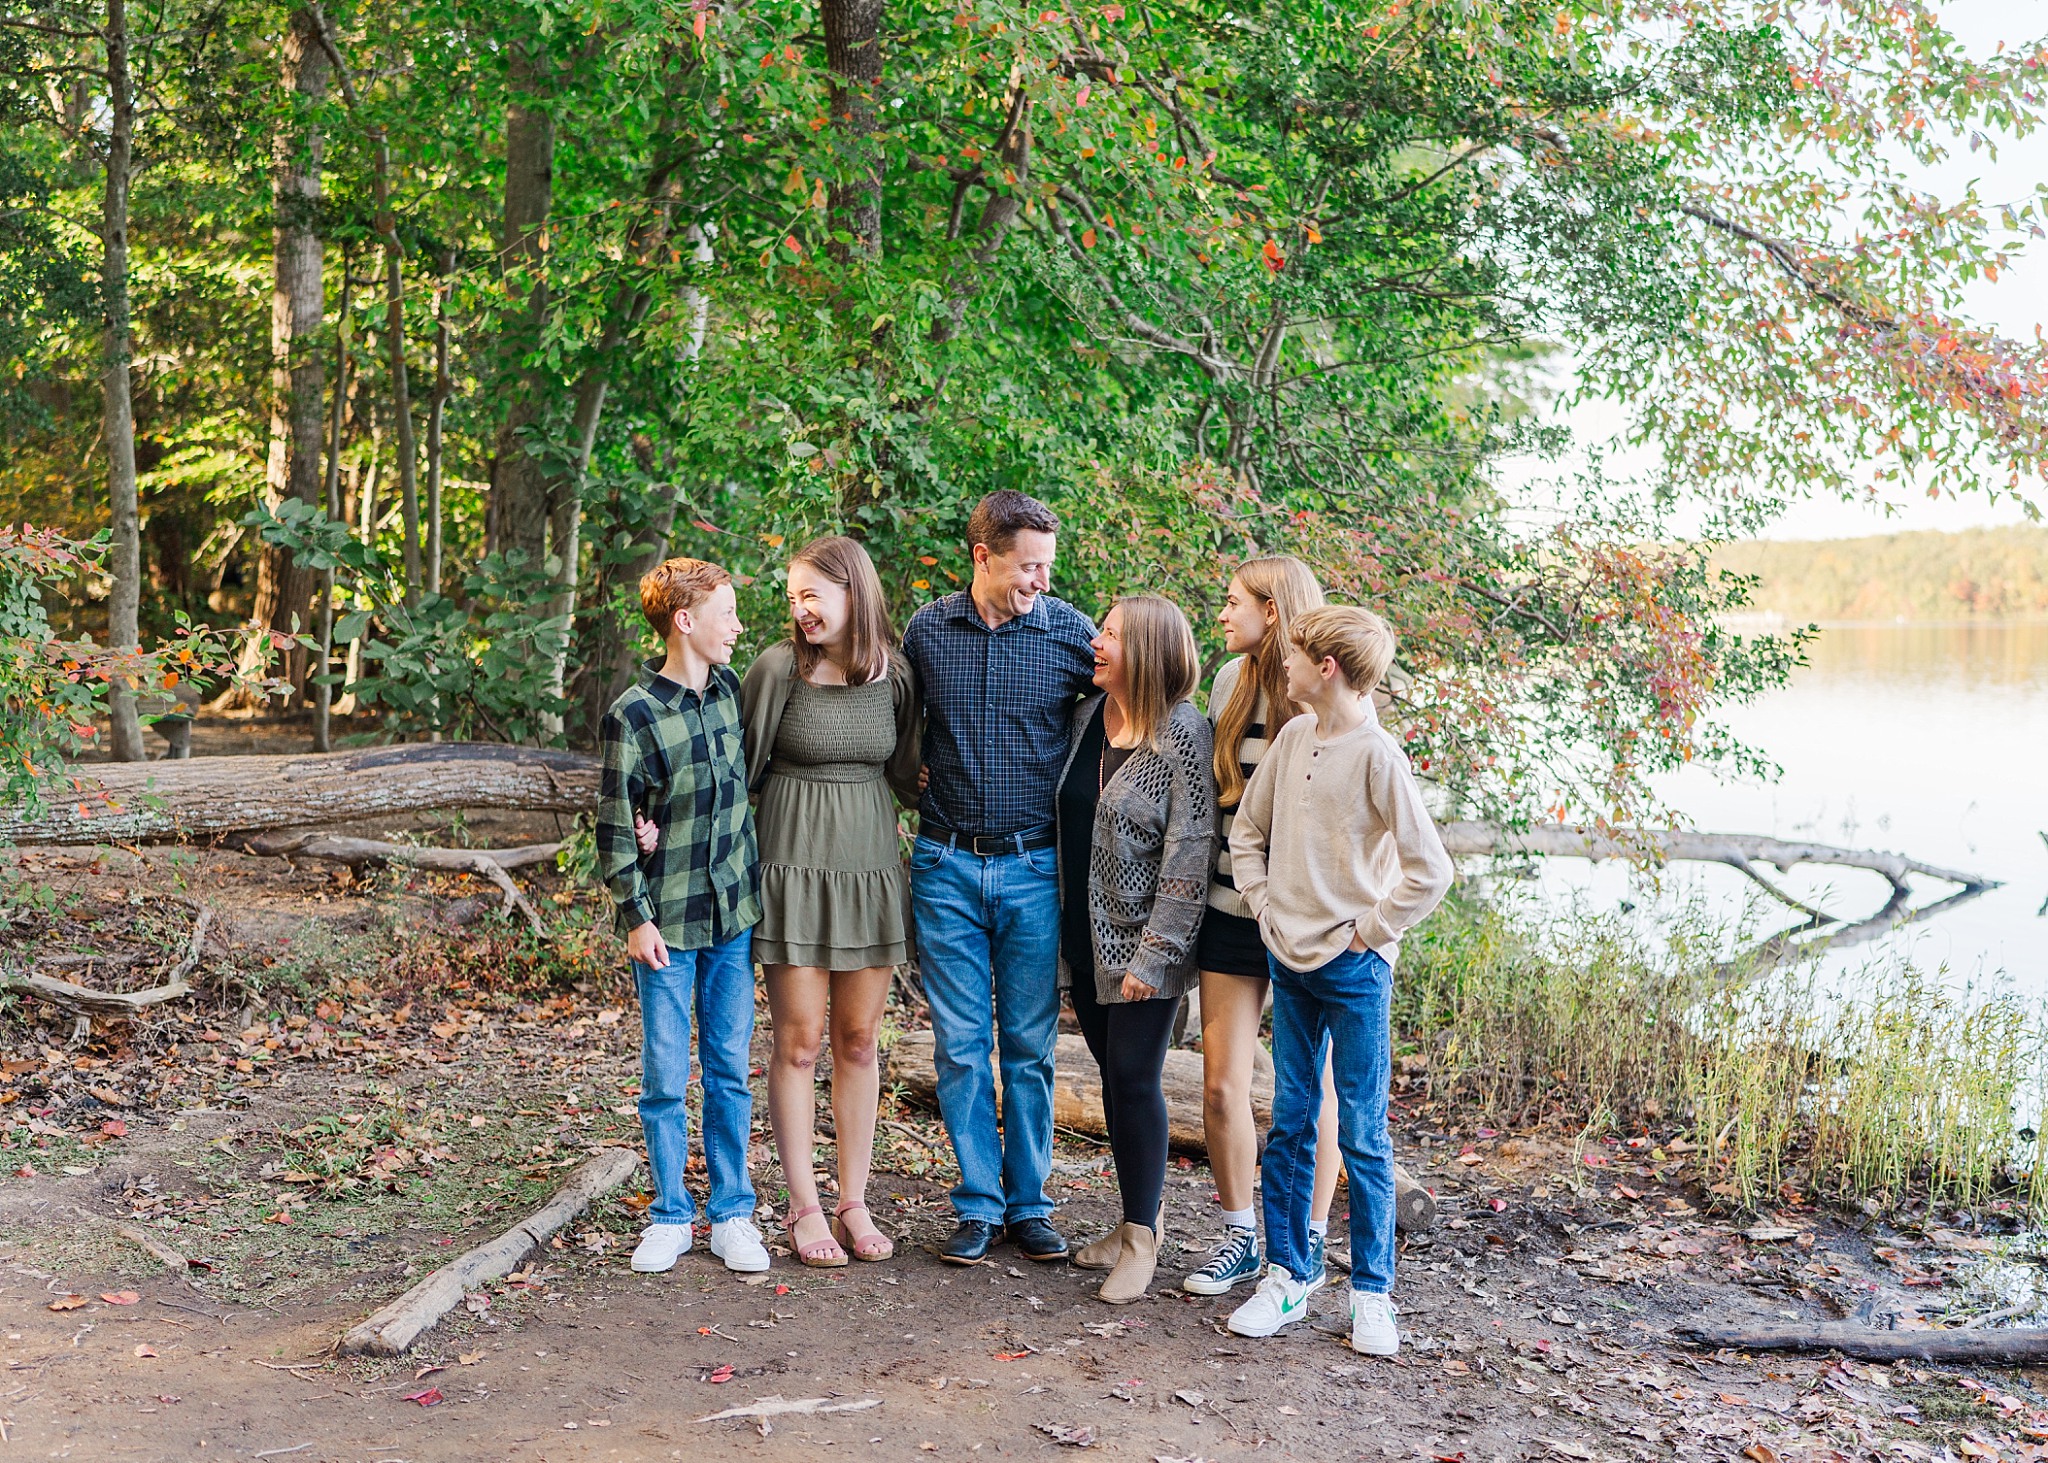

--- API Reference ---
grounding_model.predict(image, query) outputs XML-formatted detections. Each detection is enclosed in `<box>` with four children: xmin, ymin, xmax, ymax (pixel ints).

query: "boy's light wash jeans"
<box><xmin>1261</xmin><ymin>945</ymin><xmax>1396</xmax><ymax>1294</ymax></box>
<box><xmin>909</xmin><ymin>835</ymin><xmax>1062</xmax><ymax>1225</ymax></box>
<box><xmin>631</xmin><ymin>927</ymin><xmax>757</xmax><ymax>1228</ymax></box>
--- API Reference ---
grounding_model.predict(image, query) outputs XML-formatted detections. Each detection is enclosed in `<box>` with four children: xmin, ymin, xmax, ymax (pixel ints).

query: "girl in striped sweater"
<box><xmin>1182</xmin><ymin>556</ymin><xmax>1343</xmax><ymax>1297</ymax></box>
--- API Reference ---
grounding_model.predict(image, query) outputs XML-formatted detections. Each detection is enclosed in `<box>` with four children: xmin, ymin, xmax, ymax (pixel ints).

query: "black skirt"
<box><xmin>1195</xmin><ymin>906</ymin><xmax>1271</xmax><ymax>979</ymax></box>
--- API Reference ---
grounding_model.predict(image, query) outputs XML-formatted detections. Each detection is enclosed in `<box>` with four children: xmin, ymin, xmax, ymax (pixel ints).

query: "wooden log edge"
<box><xmin>883</xmin><ymin>1030</ymin><xmax>1436</xmax><ymax>1232</ymax></box>
<box><xmin>1673</xmin><ymin>1321</ymin><xmax>2048</xmax><ymax>1363</ymax></box>
<box><xmin>339</xmin><ymin>1147</ymin><xmax>639</xmax><ymax>1357</ymax></box>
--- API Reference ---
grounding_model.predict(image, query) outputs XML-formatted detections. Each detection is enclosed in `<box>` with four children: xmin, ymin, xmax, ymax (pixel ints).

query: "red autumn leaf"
<box><xmin>402</xmin><ymin>1387</ymin><xmax>444</xmax><ymax>1407</ymax></box>
<box><xmin>100</xmin><ymin>1291</ymin><xmax>141</xmax><ymax>1305</ymax></box>
<box><xmin>693</xmin><ymin>10</ymin><xmax>706</xmax><ymax>36</ymax></box>
<box><xmin>101</xmin><ymin>1119</ymin><xmax>127</xmax><ymax>1138</ymax></box>
<box><xmin>706</xmin><ymin>1364</ymin><xmax>735</xmax><ymax>1384</ymax></box>
<box><xmin>1261</xmin><ymin>239</ymin><xmax>1285</xmax><ymax>272</ymax></box>
<box><xmin>994</xmin><ymin>1350</ymin><xmax>1031</xmax><ymax>1361</ymax></box>
<box><xmin>1081</xmin><ymin>228</ymin><xmax>1097</xmax><ymax>249</ymax></box>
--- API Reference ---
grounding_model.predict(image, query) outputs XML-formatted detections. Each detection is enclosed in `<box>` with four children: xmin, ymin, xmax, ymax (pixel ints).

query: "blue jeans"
<box><xmin>910</xmin><ymin>836</ymin><xmax>1062</xmax><ymax>1224</ymax></box>
<box><xmin>631</xmin><ymin>927</ymin><xmax>757</xmax><ymax>1227</ymax></box>
<box><xmin>1262</xmin><ymin>947</ymin><xmax>1396</xmax><ymax>1294</ymax></box>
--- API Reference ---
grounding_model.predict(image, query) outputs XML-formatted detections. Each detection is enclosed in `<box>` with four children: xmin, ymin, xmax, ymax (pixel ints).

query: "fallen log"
<box><xmin>8</xmin><ymin>743</ymin><xmax>598</xmax><ymax>846</ymax></box>
<box><xmin>4</xmin><ymin>906</ymin><xmax>214</xmax><ymax>1016</ymax></box>
<box><xmin>1673</xmin><ymin>1320</ymin><xmax>2048</xmax><ymax>1363</ymax></box>
<box><xmin>1441</xmin><ymin>822</ymin><xmax>1999</xmax><ymax>969</ymax></box>
<box><xmin>339</xmin><ymin>1146</ymin><xmax>638</xmax><ymax>1357</ymax></box>
<box><xmin>884</xmin><ymin>1029</ymin><xmax>1436</xmax><ymax>1232</ymax></box>
<box><xmin>248</xmin><ymin>833</ymin><xmax>562</xmax><ymax>932</ymax></box>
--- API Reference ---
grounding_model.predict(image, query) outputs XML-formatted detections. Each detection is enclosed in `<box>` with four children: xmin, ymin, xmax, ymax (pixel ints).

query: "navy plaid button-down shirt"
<box><xmin>597</xmin><ymin>661</ymin><xmax>761</xmax><ymax>949</ymax></box>
<box><xmin>901</xmin><ymin>591</ymin><xmax>1097</xmax><ymax>836</ymax></box>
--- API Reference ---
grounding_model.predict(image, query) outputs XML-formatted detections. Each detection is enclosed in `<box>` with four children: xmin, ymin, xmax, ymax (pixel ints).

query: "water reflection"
<box><xmin>1531</xmin><ymin>621</ymin><xmax>2048</xmax><ymax>995</ymax></box>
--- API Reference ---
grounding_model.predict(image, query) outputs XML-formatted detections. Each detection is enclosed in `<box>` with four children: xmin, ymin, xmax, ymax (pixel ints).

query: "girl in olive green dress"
<box><xmin>740</xmin><ymin>536</ymin><xmax>920</xmax><ymax>1266</ymax></box>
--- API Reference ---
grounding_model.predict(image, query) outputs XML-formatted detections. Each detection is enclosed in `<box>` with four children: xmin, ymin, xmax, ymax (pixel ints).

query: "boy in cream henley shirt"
<box><xmin>1227</xmin><ymin>704</ymin><xmax>1452</xmax><ymax>973</ymax></box>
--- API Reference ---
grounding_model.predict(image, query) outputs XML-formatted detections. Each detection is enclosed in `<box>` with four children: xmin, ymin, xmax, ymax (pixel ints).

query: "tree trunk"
<box><xmin>425</xmin><ymin>249</ymin><xmax>452</xmax><ymax>597</ymax></box>
<box><xmin>8</xmin><ymin>744</ymin><xmax>600</xmax><ymax>845</ymax></box>
<box><xmin>100</xmin><ymin>0</ymin><xmax>145</xmax><ymax>763</ymax></box>
<box><xmin>313</xmin><ymin>255</ymin><xmax>352</xmax><ymax>753</ymax></box>
<box><xmin>378</xmin><ymin>169</ymin><xmax>421</xmax><ymax>607</ymax></box>
<box><xmin>232</xmin><ymin>7</ymin><xmax>330</xmax><ymax>708</ymax></box>
<box><xmin>822</xmin><ymin>0</ymin><xmax>884</xmax><ymax>259</ymax></box>
<box><xmin>489</xmin><ymin>46</ymin><xmax>555</xmax><ymax>568</ymax></box>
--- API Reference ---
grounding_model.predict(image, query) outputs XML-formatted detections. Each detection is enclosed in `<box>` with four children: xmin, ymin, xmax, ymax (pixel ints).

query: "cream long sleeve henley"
<box><xmin>1227</xmin><ymin>706</ymin><xmax>1454</xmax><ymax>974</ymax></box>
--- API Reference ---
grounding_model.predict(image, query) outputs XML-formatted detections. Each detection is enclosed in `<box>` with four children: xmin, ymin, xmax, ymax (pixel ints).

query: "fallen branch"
<box><xmin>4</xmin><ymin>905</ymin><xmax>214</xmax><ymax>1015</ymax></box>
<box><xmin>1673</xmin><ymin>1320</ymin><xmax>2048</xmax><ymax>1363</ymax></box>
<box><xmin>248</xmin><ymin>834</ymin><xmax>559</xmax><ymax>932</ymax></box>
<box><xmin>695</xmin><ymin>1396</ymin><xmax>883</xmax><ymax>1423</ymax></box>
<box><xmin>1442</xmin><ymin>822</ymin><xmax>1999</xmax><ymax>969</ymax></box>
<box><xmin>338</xmin><ymin>1146</ymin><xmax>638</xmax><ymax>1356</ymax></box>
<box><xmin>884</xmin><ymin>1030</ymin><xmax>1435</xmax><ymax>1232</ymax></box>
<box><xmin>11</xmin><ymin>743</ymin><xmax>598</xmax><ymax>846</ymax></box>
<box><xmin>113</xmin><ymin>1222</ymin><xmax>192</xmax><ymax>1272</ymax></box>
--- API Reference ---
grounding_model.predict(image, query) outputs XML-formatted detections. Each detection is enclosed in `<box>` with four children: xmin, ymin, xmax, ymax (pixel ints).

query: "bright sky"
<box><xmin>1499</xmin><ymin>0</ymin><xmax>2048</xmax><ymax>542</ymax></box>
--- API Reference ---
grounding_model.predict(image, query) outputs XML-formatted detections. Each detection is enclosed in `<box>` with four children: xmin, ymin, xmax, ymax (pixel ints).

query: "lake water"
<box><xmin>1528</xmin><ymin>622</ymin><xmax>2048</xmax><ymax>998</ymax></box>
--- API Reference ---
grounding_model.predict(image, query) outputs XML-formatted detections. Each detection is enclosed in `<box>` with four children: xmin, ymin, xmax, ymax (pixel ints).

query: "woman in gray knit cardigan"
<box><xmin>1055</xmin><ymin>595</ymin><xmax>1218</xmax><ymax>1303</ymax></box>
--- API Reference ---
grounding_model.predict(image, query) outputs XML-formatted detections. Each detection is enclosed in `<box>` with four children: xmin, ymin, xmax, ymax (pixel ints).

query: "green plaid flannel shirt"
<box><xmin>598</xmin><ymin>661</ymin><xmax>761</xmax><ymax>950</ymax></box>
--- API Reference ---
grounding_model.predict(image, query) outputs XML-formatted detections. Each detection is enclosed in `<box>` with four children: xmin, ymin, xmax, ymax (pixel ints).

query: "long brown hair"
<box><xmin>1213</xmin><ymin>555</ymin><xmax>1324</xmax><ymax>805</ymax></box>
<box><xmin>787</xmin><ymin>535</ymin><xmax>896</xmax><ymax>685</ymax></box>
<box><xmin>1110</xmin><ymin>595</ymin><xmax>1199</xmax><ymax>752</ymax></box>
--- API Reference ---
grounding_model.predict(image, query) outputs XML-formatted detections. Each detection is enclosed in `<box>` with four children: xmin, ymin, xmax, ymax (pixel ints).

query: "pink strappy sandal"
<box><xmin>832</xmin><ymin>1199</ymin><xmax>894</xmax><ymax>1262</ymax></box>
<box><xmin>785</xmin><ymin>1204</ymin><xmax>847</xmax><ymax>1268</ymax></box>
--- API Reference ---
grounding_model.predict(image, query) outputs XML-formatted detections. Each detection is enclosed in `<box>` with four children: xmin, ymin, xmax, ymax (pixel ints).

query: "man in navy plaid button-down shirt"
<box><xmin>902</xmin><ymin>492</ymin><xmax>1097</xmax><ymax>1265</ymax></box>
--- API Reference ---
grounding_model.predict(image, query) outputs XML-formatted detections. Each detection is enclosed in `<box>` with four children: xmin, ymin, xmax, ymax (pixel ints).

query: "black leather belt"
<box><xmin>923</xmin><ymin>826</ymin><xmax>1056</xmax><ymax>856</ymax></box>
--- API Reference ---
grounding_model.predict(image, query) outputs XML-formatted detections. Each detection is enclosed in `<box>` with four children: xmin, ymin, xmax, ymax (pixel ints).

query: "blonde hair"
<box><xmin>641</xmin><ymin>557</ymin><xmax>732</xmax><ymax>637</ymax></box>
<box><xmin>1111</xmin><ymin>594</ymin><xmax>1198</xmax><ymax>751</ymax></box>
<box><xmin>1290</xmin><ymin>605</ymin><xmax>1396</xmax><ymax>694</ymax></box>
<box><xmin>786</xmin><ymin>535</ymin><xmax>896</xmax><ymax>685</ymax></box>
<box><xmin>1213</xmin><ymin>556</ymin><xmax>1324</xmax><ymax>805</ymax></box>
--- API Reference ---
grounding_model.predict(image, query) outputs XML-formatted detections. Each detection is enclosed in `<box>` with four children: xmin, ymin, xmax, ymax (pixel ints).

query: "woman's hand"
<box><xmin>634</xmin><ymin>814</ymin><xmax>660</xmax><ymax>855</ymax></box>
<box><xmin>1120</xmin><ymin>971</ymin><xmax>1157</xmax><ymax>1002</ymax></box>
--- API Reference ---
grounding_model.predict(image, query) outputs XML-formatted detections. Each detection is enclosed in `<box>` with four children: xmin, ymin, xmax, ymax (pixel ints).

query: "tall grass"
<box><xmin>1397</xmin><ymin>893</ymin><xmax>2048</xmax><ymax>1217</ymax></box>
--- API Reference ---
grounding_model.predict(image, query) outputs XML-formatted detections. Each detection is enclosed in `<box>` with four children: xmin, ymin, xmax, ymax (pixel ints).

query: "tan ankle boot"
<box><xmin>1098</xmin><ymin>1222</ymin><xmax>1157</xmax><ymax>1305</ymax></box>
<box><xmin>1073</xmin><ymin>1227</ymin><xmax>1122</xmax><ymax>1270</ymax></box>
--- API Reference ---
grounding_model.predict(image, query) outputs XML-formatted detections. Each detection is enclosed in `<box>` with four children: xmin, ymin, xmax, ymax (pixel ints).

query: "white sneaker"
<box><xmin>1349</xmin><ymin>1291</ymin><xmax>1399</xmax><ymax>1356</ymax></box>
<box><xmin>631</xmin><ymin>1224</ymin><xmax>693</xmax><ymax>1273</ymax></box>
<box><xmin>1225</xmin><ymin>1264</ymin><xmax>1314</xmax><ymax>1337</ymax></box>
<box><xmin>710</xmin><ymin>1217</ymin><xmax>771</xmax><ymax>1273</ymax></box>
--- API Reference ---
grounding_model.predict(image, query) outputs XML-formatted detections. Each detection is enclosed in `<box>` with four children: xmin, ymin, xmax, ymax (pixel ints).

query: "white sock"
<box><xmin>1308</xmin><ymin>1218</ymin><xmax>1329</xmax><ymax>1238</ymax></box>
<box><xmin>1221</xmin><ymin>1207</ymin><xmax>1255</xmax><ymax>1232</ymax></box>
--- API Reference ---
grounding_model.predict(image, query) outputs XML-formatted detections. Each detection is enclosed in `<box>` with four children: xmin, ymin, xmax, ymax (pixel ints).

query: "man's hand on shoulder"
<box><xmin>625</xmin><ymin>921</ymin><xmax>670</xmax><ymax>971</ymax></box>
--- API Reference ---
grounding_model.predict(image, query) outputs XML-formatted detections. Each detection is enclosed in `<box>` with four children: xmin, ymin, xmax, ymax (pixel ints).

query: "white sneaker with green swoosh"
<box><xmin>1225</xmin><ymin>1264</ymin><xmax>1314</xmax><ymax>1337</ymax></box>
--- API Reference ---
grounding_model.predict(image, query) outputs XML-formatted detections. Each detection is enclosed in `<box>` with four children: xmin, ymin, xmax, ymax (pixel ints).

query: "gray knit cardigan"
<box><xmin>1055</xmin><ymin>694</ymin><xmax>1218</xmax><ymax>1004</ymax></box>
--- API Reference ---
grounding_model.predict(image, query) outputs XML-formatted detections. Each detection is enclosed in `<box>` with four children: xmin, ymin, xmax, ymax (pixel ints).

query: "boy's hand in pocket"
<box><xmin>625</xmin><ymin>921</ymin><xmax>670</xmax><ymax>970</ymax></box>
<box><xmin>634</xmin><ymin>814</ymin><xmax>659</xmax><ymax>855</ymax></box>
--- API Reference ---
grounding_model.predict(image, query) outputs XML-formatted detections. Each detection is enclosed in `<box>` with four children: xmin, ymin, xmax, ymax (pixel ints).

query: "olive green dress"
<box><xmin>739</xmin><ymin>642</ymin><xmax>921</xmax><ymax>970</ymax></box>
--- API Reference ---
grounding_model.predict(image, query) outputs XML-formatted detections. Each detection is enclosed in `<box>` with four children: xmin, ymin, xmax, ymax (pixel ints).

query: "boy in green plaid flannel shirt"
<box><xmin>598</xmin><ymin>557</ymin><xmax>769</xmax><ymax>1276</ymax></box>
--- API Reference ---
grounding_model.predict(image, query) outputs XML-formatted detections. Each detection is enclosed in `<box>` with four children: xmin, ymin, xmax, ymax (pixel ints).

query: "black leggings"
<box><xmin>1069</xmin><ymin>973</ymin><xmax>1178</xmax><ymax>1229</ymax></box>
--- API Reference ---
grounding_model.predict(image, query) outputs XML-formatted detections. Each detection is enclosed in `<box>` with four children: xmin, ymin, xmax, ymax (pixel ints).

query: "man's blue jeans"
<box><xmin>1262</xmin><ymin>946</ymin><xmax>1396</xmax><ymax>1294</ymax></box>
<box><xmin>631</xmin><ymin>927</ymin><xmax>757</xmax><ymax>1228</ymax></box>
<box><xmin>910</xmin><ymin>837</ymin><xmax>1062</xmax><ymax>1225</ymax></box>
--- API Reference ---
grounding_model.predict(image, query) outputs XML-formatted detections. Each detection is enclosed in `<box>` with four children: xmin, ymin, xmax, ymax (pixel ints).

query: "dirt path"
<box><xmin>4</xmin><ymin>841</ymin><xmax>2047</xmax><ymax>1462</ymax></box>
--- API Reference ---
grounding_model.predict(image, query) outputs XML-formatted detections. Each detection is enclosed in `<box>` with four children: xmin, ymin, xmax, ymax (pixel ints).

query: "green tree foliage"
<box><xmin>2</xmin><ymin>0</ymin><xmax>2044</xmax><ymax>825</ymax></box>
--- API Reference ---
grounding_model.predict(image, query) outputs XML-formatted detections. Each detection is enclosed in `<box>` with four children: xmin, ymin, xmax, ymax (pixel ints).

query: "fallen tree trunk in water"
<box><xmin>1440</xmin><ymin>822</ymin><xmax>1999</xmax><ymax>968</ymax></box>
<box><xmin>1674</xmin><ymin>1320</ymin><xmax>2048</xmax><ymax>1363</ymax></box>
<box><xmin>884</xmin><ymin>1029</ymin><xmax>1437</xmax><ymax>1232</ymax></box>
<box><xmin>9</xmin><ymin>743</ymin><xmax>597</xmax><ymax>846</ymax></box>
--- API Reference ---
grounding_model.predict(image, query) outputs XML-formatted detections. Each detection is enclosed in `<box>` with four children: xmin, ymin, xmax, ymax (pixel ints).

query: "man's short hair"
<box><xmin>640</xmin><ymin>557</ymin><xmax>732</xmax><ymax>636</ymax></box>
<box><xmin>1290</xmin><ymin>605</ymin><xmax>1396</xmax><ymax>693</ymax></box>
<box><xmin>966</xmin><ymin>490</ymin><xmax>1059</xmax><ymax>555</ymax></box>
